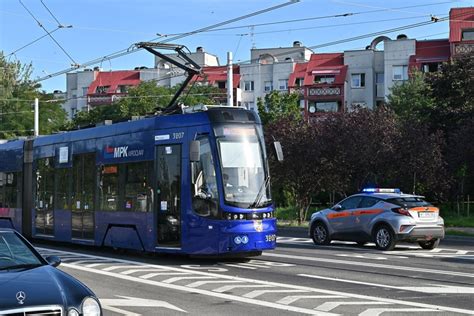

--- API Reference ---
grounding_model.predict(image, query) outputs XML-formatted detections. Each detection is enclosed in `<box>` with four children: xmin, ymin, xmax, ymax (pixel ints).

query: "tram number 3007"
<box><xmin>173</xmin><ymin>132</ymin><xmax>184</xmax><ymax>140</ymax></box>
<box><xmin>265</xmin><ymin>234</ymin><xmax>276</xmax><ymax>242</ymax></box>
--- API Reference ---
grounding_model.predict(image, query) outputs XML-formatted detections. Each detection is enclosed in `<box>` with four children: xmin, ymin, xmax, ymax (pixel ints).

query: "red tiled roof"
<box><xmin>288</xmin><ymin>63</ymin><xmax>307</xmax><ymax>87</ymax></box>
<box><xmin>303</xmin><ymin>53</ymin><xmax>346</xmax><ymax>86</ymax></box>
<box><xmin>193</xmin><ymin>65</ymin><xmax>240</xmax><ymax>89</ymax></box>
<box><xmin>409</xmin><ymin>39</ymin><xmax>450</xmax><ymax>65</ymax></box>
<box><xmin>449</xmin><ymin>8</ymin><xmax>474</xmax><ymax>43</ymax></box>
<box><xmin>87</xmin><ymin>71</ymin><xmax>141</xmax><ymax>95</ymax></box>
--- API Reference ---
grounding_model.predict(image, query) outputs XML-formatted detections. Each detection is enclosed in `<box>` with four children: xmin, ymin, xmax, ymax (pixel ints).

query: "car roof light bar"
<box><xmin>362</xmin><ymin>188</ymin><xmax>401</xmax><ymax>194</ymax></box>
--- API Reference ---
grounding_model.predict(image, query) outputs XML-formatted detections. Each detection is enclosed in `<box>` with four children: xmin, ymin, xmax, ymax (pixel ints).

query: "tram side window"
<box><xmin>72</xmin><ymin>154</ymin><xmax>95</xmax><ymax>211</ymax></box>
<box><xmin>0</xmin><ymin>173</ymin><xmax>5</xmax><ymax>208</ymax></box>
<box><xmin>5</xmin><ymin>172</ymin><xmax>20</xmax><ymax>208</ymax></box>
<box><xmin>36</xmin><ymin>158</ymin><xmax>55</xmax><ymax>211</ymax></box>
<box><xmin>99</xmin><ymin>165</ymin><xmax>119</xmax><ymax>211</ymax></box>
<box><xmin>124</xmin><ymin>162</ymin><xmax>152</xmax><ymax>212</ymax></box>
<box><xmin>191</xmin><ymin>137</ymin><xmax>219</xmax><ymax>217</ymax></box>
<box><xmin>56</xmin><ymin>168</ymin><xmax>70</xmax><ymax>210</ymax></box>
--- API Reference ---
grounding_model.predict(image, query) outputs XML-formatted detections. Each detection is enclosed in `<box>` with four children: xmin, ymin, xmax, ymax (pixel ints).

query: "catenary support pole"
<box><xmin>227</xmin><ymin>52</ymin><xmax>233</xmax><ymax>107</ymax></box>
<box><xmin>34</xmin><ymin>98</ymin><xmax>39</xmax><ymax>136</ymax></box>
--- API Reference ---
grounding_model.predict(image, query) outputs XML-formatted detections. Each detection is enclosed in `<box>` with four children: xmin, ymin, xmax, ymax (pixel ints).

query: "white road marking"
<box><xmin>162</xmin><ymin>276</ymin><xmax>218</xmax><ymax>284</ymax></box>
<box><xmin>336</xmin><ymin>254</ymin><xmax>387</xmax><ymax>260</ymax></box>
<box><xmin>224</xmin><ymin>263</ymin><xmax>257</xmax><ymax>269</ymax></box>
<box><xmin>315</xmin><ymin>301</ymin><xmax>391</xmax><ymax>312</ymax></box>
<box><xmin>140</xmin><ymin>272</ymin><xmax>193</xmax><ymax>279</ymax></box>
<box><xmin>100</xmin><ymin>295</ymin><xmax>186</xmax><ymax>314</ymax></box>
<box><xmin>41</xmin><ymin>247</ymin><xmax>474</xmax><ymax>315</ymax></box>
<box><xmin>299</xmin><ymin>274</ymin><xmax>474</xmax><ymax>294</ymax></box>
<box><xmin>213</xmin><ymin>284</ymin><xmax>271</xmax><ymax>293</ymax></box>
<box><xmin>277</xmin><ymin>295</ymin><xmax>346</xmax><ymax>305</ymax></box>
<box><xmin>244</xmin><ymin>289</ymin><xmax>307</xmax><ymax>299</ymax></box>
<box><xmin>186</xmin><ymin>280</ymin><xmax>243</xmax><ymax>288</ymax></box>
<box><xmin>121</xmin><ymin>269</ymin><xmax>171</xmax><ymax>275</ymax></box>
<box><xmin>103</xmin><ymin>265</ymin><xmax>152</xmax><ymax>271</ymax></box>
<box><xmin>264</xmin><ymin>252</ymin><xmax>474</xmax><ymax>278</ymax></box>
<box><xmin>59</xmin><ymin>262</ymin><xmax>337</xmax><ymax>315</ymax></box>
<box><xmin>359</xmin><ymin>308</ymin><xmax>439</xmax><ymax>316</ymax></box>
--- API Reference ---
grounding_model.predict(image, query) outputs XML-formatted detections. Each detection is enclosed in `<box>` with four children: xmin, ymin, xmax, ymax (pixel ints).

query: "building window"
<box><xmin>217</xmin><ymin>81</ymin><xmax>226</xmax><ymax>89</ymax></box>
<box><xmin>309</xmin><ymin>102</ymin><xmax>338</xmax><ymax>113</ymax></box>
<box><xmin>376</xmin><ymin>73</ymin><xmax>384</xmax><ymax>84</ymax></box>
<box><xmin>116</xmin><ymin>85</ymin><xmax>129</xmax><ymax>93</ymax></box>
<box><xmin>295</xmin><ymin>78</ymin><xmax>304</xmax><ymax>87</ymax></box>
<box><xmin>462</xmin><ymin>29</ymin><xmax>474</xmax><ymax>41</ymax></box>
<box><xmin>96</xmin><ymin>85</ymin><xmax>110</xmax><ymax>94</ymax></box>
<box><xmin>82</xmin><ymin>87</ymin><xmax>88</xmax><ymax>96</ymax></box>
<box><xmin>314</xmin><ymin>75</ymin><xmax>335</xmax><ymax>84</ymax></box>
<box><xmin>244</xmin><ymin>81</ymin><xmax>254</xmax><ymax>91</ymax></box>
<box><xmin>392</xmin><ymin>65</ymin><xmax>408</xmax><ymax>81</ymax></box>
<box><xmin>278</xmin><ymin>79</ymin><xmax>288</xmax><ymax>90</ymax></box>
<box><xmin>351</xmin><ymin>73</ymin><xmax>365</xmax><ymax>88</ymax></box>
<box><xmin>422</xmin><ymin>63</ymin><xmax>441</xmax><ymax>73</ymax></box>
<box><xmin>264</xmin><ymin>81</ymin><xmax>273</xmax><ymax>92</ymax></box>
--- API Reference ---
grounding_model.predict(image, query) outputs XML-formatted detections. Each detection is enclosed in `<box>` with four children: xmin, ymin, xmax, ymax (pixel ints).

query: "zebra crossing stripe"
<box><xmin>277</xmin><ymin>295</ymin><xmax>346</xmax><ymax>305</ymax></box>
<box><xmin>358</xmin><ymin>308</ymin><xmax>439</xmax><ymax>316</ymax></box>
<box><xmin>213</xmin><ymin>284</ymin><xmax>272</xmax><ymax>293</ymax></box>
<box><xmin>316</xmin><ymin>301</ymin><xmax>391</xmax><ymax>312</ymax></box>
<box><xmin>244</xmin><ymin>289</ymin><xmax>307</xmax><ymax>299</ymax></box>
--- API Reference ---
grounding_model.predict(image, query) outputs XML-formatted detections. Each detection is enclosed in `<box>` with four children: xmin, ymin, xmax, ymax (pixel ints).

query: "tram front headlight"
<box><xmin>239</xmin><ymin>214</ymin><xmax>244</xmax><ymax>220</ymax></box>
<box><xmin>234</xmin><ymin>236</ymin><xmax>242</xmax><ymax>244</ymax></box>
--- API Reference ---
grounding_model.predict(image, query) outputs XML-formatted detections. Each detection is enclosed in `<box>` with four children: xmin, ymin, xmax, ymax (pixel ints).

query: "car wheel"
<box><xmin>373</xmin><ymin>225</ymin><xmax>396</xmax><ymax>251</ymax></box>
<box><xmin>418</xmin><ymin>238</ymin><xmax>440</xmax><ymax>250</ymax></box>
<box><xmin>311</xmin><ymin>222</ymin><xmax>331</xmax><ymax>245</ymax></box>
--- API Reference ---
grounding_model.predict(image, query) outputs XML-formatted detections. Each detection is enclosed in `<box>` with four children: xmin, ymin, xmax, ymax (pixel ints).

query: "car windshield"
<box><xmin>386</xmin><ymin>197</ymin><xmax>432</xmax><ymax>208</ymax></box>
<box><xmin>216</xmin><ymin>125</ymin><xmax>270</xmax><ymax>208</ymax></box>
<box><xmin>0</xmin><ymin>231</ymin><xmax>43</xmax><ymax>270</ymax></box>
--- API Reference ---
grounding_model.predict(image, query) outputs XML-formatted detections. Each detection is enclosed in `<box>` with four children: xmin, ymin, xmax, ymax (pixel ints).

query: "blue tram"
<box><xmin>0</xmin><ymin>106</ymin><xmax>278</xmax><ymax>256</ymax></box>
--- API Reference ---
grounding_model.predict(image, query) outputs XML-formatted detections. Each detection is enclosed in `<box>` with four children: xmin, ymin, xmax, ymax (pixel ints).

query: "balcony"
<box><xmin>307</xmin><ymin>85</ymin><xmax>342</xmax><ymax>97</ymax></box>
<box><xmin>87</xmin><ymin>94</ymin><xmax>126</xmax><ymax>106</ymax></box>
<box><xmin>289</xmin><ymin>87</ymin><xmax>304</xmax><ymax>96</ymax></box>
<box><xmin>453</xmin><ymin>42</ymin><xmax>474</xmax><ymax>55</ymax></box>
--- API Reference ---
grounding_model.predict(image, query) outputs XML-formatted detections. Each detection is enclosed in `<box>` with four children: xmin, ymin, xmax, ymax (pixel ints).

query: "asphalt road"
<box><xmin>36</xmin><ymin>232</ymin><xmax>474</xmax><ymax>315</ymax></box>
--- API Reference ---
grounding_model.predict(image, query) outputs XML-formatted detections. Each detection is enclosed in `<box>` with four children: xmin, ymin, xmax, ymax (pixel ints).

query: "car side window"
<box><xmin>359</xmin><ymin>197</ymin><xmax>379</xmax><ymax>208</ymax></box>
<box><xmin>339</xmin><ymin>196</ymin><xmax>363</xmax><ymax>210</ymax></box>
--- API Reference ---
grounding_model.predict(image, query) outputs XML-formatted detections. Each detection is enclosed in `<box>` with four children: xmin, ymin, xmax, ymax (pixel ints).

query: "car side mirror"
<box><xmin>190</xmin><ymin>140</ymin><xmax>200</xmax><ymax>162</ymax></box>
<box><xmin>45</xmin><ymin>255</ymin><xmax>61</xmax><ymax>267</ymax></box>
<box><xmin>332</xmin><ymin>204</ymin><xmax>343</xmax><ymax>211</ymax></box>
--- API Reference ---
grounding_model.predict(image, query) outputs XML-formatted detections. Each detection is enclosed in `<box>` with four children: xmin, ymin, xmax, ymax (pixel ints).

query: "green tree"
<box><xmin>426</xmin><ymin>52</ymin><xmax>474</xmax><ymax>133</ymax></box>
<box><xmin>257</xmin><ymin>91</ymin><xmax>301</xmax><ymax>125</ymax></box>
<box><xmin>387</xmin><ymin>70</ymin><xmax>434</xmax><ymax>123</ymax></box>
<box><xmin>0</xmin><ymin>52</ymin><xmax>67</xmax><ymax>138</ymax></box>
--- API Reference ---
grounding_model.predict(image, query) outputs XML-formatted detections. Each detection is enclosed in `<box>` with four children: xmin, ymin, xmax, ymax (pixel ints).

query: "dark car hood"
<box><xmin>0</xmin><ymin>265</ymin><xmax>92</xmax><ymax>311</ymax></box>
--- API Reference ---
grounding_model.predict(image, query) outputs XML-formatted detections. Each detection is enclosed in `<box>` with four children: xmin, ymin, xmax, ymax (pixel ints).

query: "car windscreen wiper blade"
<box><xmin>0</xmin><ymin>263</ymin><xmax>43</xmax><ymax>271</ymax></box>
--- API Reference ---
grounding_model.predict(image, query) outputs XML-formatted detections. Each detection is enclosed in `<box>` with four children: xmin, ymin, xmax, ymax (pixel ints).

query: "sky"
<box><xmin>1</xmin><ymin>0</ymin><xmax>473</xmax><ymax>92</ymax></box>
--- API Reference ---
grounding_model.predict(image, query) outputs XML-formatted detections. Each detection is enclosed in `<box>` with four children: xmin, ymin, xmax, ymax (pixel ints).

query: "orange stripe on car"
<box><xmin>353</xmin><ymin>209</ymin><xmax>384</xmax><ymax>216</ymax></box>
<box><xmin>327</xmin><ymin>212</ymin><xmax>351</xmax><ymax>219</ymax></box>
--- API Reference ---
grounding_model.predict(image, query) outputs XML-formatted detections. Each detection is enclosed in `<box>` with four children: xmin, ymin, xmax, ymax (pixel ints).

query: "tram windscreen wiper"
<box><xmin>249</xmin><ymin>176</ymin><xmax>270</xmax><ymax>208</ymax></box>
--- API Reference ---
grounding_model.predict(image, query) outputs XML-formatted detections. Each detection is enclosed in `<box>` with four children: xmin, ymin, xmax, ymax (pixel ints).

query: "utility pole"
<box><xmin>34</xmin><ymin>98</ymin><xmax>39</xmax><ymax>136</ymax></box>
<box><xmin>227</xmin><ymin>51</ymin><xmax>233</xmax><ymax>107</ymax></box>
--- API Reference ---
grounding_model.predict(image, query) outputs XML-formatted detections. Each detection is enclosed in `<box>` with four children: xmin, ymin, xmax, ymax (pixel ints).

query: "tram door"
<box><xmin>71</xmin><ymin>154</ymin><xmax>95</xmax><ymax>240</ymax></box>
<box><xmin>155</xmin><ymin>144</ymin><xmax>181</xmax><ymax>247</ymax></box>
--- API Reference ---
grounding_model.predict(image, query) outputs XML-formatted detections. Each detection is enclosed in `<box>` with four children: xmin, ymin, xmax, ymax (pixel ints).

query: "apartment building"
<box><xmin>61</xmin><ymin>7</ymin><xmax>473</xmax><ymax>119</ymax></box>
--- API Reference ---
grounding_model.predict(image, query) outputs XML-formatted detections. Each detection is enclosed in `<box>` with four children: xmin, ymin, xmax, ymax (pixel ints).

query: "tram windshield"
<box><xmin>215</xmin><ymin>125</ymin><xmax>271</xmax><ymax>208</ymax></box>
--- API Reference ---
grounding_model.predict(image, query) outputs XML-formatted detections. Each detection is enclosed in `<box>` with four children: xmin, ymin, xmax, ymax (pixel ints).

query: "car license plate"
<box><xmin>419</xmin><ymin>212</ymin><xmax>434</xmax><ymax>219</ymax></box>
